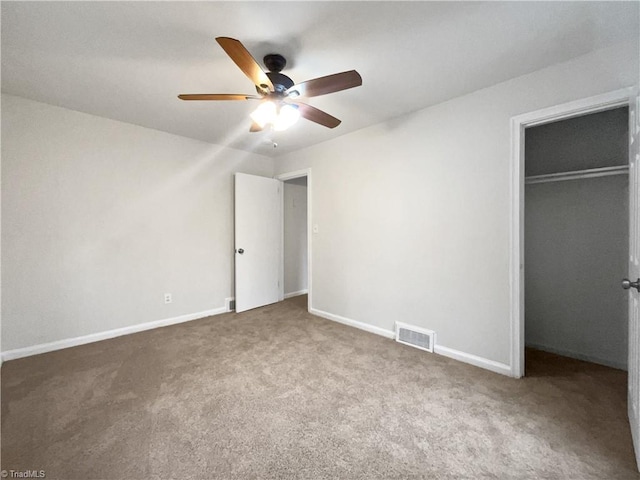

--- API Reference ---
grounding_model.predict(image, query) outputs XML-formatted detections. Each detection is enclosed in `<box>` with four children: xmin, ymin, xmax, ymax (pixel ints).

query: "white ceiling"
<box><xmin>2</xmin><ymin>1</ymin><xmax>638</xmax><ymax>156</ymax></box>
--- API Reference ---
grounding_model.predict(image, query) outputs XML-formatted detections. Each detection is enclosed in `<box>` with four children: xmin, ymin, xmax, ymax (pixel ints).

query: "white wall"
<box><xmin>283</xmin><ymin>178</ymin><xmax>308</xmax><ymax>296</ymax></box>
<box><xmin>274</xmin><ymin>42</ymin><xmax>639</xmax><ymax>369</ymax></box>
<box><xmin>1</xmin><ymin>94</ymin><xmax>274</xmax><ymax>352</ymax></box>
<box><xmin>525</xmin><ymin>176</ymin><xmax>628</xmax><ymax>369</ymax></box>
<box><xmin>0</xmin><ymin>95</ymin><xmax>3</xmax><ymax>364</ymax></box>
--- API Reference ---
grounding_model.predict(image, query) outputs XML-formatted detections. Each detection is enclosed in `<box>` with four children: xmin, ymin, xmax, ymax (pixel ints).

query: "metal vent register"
<box><xmin>395</xmin><ymin>322</ymin><xmax>435</xmax><ymax>353</ymax></box>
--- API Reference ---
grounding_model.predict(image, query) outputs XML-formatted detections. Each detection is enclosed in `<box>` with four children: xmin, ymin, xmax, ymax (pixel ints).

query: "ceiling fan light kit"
<box><xmin>178</xmin><ymin>37</ymin><xmax>362</xmax><ymax>134</ymax></box>
<box><xmin>250</xmin><ymin>101</ymin><xmax>277</xmax><ymax>127</ymax></box>
<box><xmin>274</xmin><ymin>104</ymin><xmax>301</xmax><ymax>131</ymax></box>
<box><xmin>250</xmin><ymin>102</ymin><xmax>301</xmax><ymax>131</ymax></box>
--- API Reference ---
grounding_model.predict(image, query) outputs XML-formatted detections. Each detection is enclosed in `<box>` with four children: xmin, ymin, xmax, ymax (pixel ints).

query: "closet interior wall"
<box><xmin>524</xmin><ymin>107</ymin><xmax>629</xmax><ymax>370</ymax></box>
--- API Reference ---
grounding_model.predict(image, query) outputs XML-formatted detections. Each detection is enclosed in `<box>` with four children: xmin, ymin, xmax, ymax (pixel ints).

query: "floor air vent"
<box><xmin>395</xmin><ymin>322</ymin><xmax>435</xmax><ymax>353</ymax></box>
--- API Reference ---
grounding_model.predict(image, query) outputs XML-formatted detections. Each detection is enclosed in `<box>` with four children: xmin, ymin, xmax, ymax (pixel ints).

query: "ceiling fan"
<box><xmin>178</xmin><ymin>37</ymin><xmax>362</xmax><ymax>132</ymax></box>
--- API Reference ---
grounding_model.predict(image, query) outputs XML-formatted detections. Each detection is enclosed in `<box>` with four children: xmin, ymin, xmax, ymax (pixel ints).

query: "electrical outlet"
<box><xmin>164</xmin><ymin>293</ymin><xmax>172</xmax><ymax>304</ymax></box>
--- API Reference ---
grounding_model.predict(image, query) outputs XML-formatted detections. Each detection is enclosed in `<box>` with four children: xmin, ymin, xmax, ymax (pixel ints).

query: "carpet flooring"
<box><xmin>1</xmin><ymin>295</ymin><xmax>638</xmax><ymax>479</ymax></box>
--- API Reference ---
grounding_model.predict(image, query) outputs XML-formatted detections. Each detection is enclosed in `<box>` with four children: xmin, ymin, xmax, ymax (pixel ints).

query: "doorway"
<box><xmin>234</xmin><ymin>170</ymin><xmax>311</xmax><ymax>313</ymax></box>
<box><xmin>511</xmin><ymin>88</ymin><xmax>640</xmax><ymax>470</ymax></box>
<box><xmin>277</xmin><ymin>169</ymin><xmax>312</xmax><ymax>311</ymax></box>
<box><xmin>510</xmin><ymin>88</ymin><xmax>636</xmax><ymax>378</ymax></box>
<box><xmin>524</xmin><ymin>106</ymin><xmax>629</xmax><ymax>371</ymax></box>
<box><xmin>283</xmin><ymin>176</ymin><xmax>308</xmax><ymax>298</ymax></box>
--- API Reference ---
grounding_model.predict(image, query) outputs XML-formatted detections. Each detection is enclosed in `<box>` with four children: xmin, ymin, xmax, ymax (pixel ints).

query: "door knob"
<box><xmin>237</xmin><ymin>248</ymin><xmax>244</xmax><ymax>255</ymax></box>
<box><xmin>622</xmin><ymin>278</ymin><xmax>640</xmax><ymax>292</ymax></box>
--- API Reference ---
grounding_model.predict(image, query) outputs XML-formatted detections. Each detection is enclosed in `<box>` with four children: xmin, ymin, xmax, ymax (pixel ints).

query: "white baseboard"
<box><xmin>309</xmin><ymin>308</ymin><xmax>395</xmax><ymax>339</ymax></box>
<box><xmin>525</xmin><ymin>342</ymin><xmax>627</xmax><ymax>371</ymax></box>
<box><xmin>4</xmin><ymin>303</ymin><xmax>515</xmax><ymax>378</ymax></box>
<box><xmin>310</xmin><ymin>308</ymin><xmax>512</xmax><ymax>376</ymax></box>
<box><xmin>284</xmin><ymin>289</ymin><xmax>308</xmax><ymax>299</ymax></box>
<box><xmin>434</xmin><ymin>344</ymin><xmax>512</xmax><ymax>376</ymax></box>
<box><xmin>1</xmin><ymin>306</ymin><xmax>227</xmax><ymax>362</ymax></box>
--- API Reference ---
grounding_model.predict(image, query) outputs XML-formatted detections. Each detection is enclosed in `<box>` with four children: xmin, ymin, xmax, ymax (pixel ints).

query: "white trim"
<box><xmin>310</xmin><ymin>308</ymin><xmax>395</xmax><ymax>339</ymax></box>
<box><xmin>307</xmin><ymin>171</ymin><xmax>313</xmax><ymax>311</ymax></box>
<box><xmin>631</xmin><ymin>402</ymin><xmax>640</xmax><ymax>472</ymax></box>
<box><xmin>1</xmin><ymin>307</ymin><xmax>227</xmax><ymax>362</ymax></box>
<box><xmin>525</xmin><ymin>165</ymin><xmax>629</xmax><ymax>184</ymax></box>
<box><xmin>510</xmin><ymin>87</ymin><xmax>634</xmax><ymax>378</ymax></box>
<box><xmin>284</xmin><ymin>289</ymin><xmax>308</xmax><ymax>299</ymax></box>
<box><xmin>311</xmin><ymin>308</ymin><xmax>511</xmax><ymax>375</ymax></box>
<box><xmin>510</xmin><ymin>112</ymin><xmax>526</xmax><ymax>379</ymax></box>
<box><xmin>276</xmin><ymin>168</ymin><xmax>312</xmax><ymax>313</ymax></box>
<box><xmin>278</xmin><ymin>182</ymin><xmax>285</xmax><ymax>302</ymax></box>
<box><xmin>276</xmin><ymin>169</ymin><xmax>310</xmax><ymax>182</ymax></box>
<box><xmin>434</xmin><ymin>345</ymin><xmax>513</xmax><ymax>376</ymax></box>
<box><xmin>511</xmin><ymin>88</ymin><xmax>632</xmax><ymax>128</ymax></box>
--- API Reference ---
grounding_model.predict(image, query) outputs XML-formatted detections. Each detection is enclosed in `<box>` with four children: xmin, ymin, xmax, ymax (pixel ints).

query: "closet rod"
<box><xmin>525</xmin><ymin>165</ymin><xmax>629</xmax><ymax>185</ymax></box>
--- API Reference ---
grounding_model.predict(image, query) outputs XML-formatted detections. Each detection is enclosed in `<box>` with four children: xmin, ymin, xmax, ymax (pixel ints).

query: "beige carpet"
<box><xmin>1</xmin><ymin>295</ymin><xmax>638</xmax><ymax>479</ymax></box>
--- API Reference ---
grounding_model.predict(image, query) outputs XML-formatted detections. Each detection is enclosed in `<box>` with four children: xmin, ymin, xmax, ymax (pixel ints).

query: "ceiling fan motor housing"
<box><xmin>260</xmin><ymin>54</ymin><xmax>294</xmax><ymax>94</ymax></box>
<box><xmin>265</xmin><ymin>72</ymin><xmax>294</xmax><ymax>94</ymax></box>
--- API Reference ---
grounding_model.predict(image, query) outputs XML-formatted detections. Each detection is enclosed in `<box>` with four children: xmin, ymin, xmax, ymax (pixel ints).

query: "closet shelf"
<box><xmin>525</xmin><ymin>165</ymin><xmax>629</xmax><ymax>185</ymax></box>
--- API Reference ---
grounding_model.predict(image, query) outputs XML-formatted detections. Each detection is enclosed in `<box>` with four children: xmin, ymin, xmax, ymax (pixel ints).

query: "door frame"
<box><xmin>509</xmin><ymin>87</ymin><xmax>635</xmax><ymax>378</ymax></box>
<box><xmin>276</xmin><ymin>168</ymin><xmax>312</xmax><ymax>311</ymax></box>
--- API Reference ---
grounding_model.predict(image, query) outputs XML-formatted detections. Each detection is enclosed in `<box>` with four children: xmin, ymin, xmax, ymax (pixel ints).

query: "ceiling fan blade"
<box><xmin>287</xmin><ymin>70</ymin><xmax>362</xmax><ymax>98</ymax></box>
<box><xmin>216</xmin><ymin>37</ymin><xmax>274</xmax><ymax>93</ymax></box>
<box><xmin>178</xmin><ymin>94</ymin><xmax>261</xmax><ymax>101</ymax></box>
<box><xmin>249</xmin><ymin>122</ymin><xmax>263</xmax><ymax>132</ymax></box>
<box><xmin>295</xmin><ymin>103</ymin><xmax>341</xmax><ymax>128</ymax></box>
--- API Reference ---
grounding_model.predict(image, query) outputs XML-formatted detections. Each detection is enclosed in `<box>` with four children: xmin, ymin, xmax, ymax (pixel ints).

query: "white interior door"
<box><xmin>235</xmin><ymin>173</ymin><xmax>281</xmax><ymax>313</ymax></box>
<box><xmin>627</xmin><ymin>91</ymin><xmax>640</xmax><ymax>470</ymax></box>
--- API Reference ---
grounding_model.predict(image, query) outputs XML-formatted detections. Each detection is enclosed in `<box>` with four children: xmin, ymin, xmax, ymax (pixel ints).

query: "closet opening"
<box><xmin>523</xmin><ymin>106</ymin><xmax>629</xmax><ymax>376</ymax></box>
